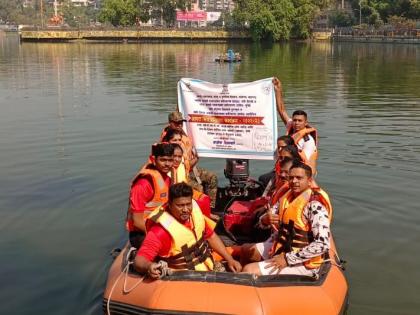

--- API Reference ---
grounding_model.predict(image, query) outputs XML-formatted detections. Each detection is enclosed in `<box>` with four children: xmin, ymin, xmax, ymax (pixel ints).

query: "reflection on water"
<box><xmin>0</xmin><ymin>34</ymin><xmax>419</xmax><ymax>314</ymax></box>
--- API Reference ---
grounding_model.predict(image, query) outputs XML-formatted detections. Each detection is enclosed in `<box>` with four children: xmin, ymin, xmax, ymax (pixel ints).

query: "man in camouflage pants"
<box><xmin>189</xmin><ymin>167</ymin><xmax>218</xmax><ymax>210</ymax></box>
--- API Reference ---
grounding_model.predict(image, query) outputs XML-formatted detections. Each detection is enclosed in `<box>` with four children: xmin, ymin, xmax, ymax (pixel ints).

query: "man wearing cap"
<box><xmin>160</xmin><ymin>111</ymin><xmax>218</xmax><ymax>213</ymax></box>
<box><xmin>160</xmin><ymin>111</ymin><xmax>198</xmax><ymax>171</ymax></box>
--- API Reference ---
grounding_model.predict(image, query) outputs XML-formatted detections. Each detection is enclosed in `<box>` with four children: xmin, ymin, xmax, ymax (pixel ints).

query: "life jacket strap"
<box><xmin>162</xmin><ymin>236</ymin><xmax>213</xmax><ymax>270</ymax></box>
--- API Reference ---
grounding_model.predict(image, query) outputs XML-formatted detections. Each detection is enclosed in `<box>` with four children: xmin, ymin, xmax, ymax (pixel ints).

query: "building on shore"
<box><xmin>200</xmin><ymin>0</ymin><xmax>234</xmax><ymax>12</ymax></box>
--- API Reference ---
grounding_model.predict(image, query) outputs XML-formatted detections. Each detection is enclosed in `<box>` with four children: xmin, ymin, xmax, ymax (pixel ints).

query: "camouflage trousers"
<box><xmin>189</xmin><ymin>167</ymin><xmax>218</xmax><ymax>208</ymax></box>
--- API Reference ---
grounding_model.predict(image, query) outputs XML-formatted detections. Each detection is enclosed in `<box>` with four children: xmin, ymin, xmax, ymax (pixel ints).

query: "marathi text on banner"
<box><xmin>177</xmin><ymin>78</ymin><xmax>277</xmax><ymax>160</ymax></box>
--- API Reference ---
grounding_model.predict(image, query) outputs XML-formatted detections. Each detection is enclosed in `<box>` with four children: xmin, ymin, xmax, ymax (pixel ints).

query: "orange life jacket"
<box><xmin>286</xmin><ymin>124</ymin><xmax>319</xmax><ymax>173</ymax></box>
<box><xmin>274</xmin><ymin>157</ymin><xmax>282</xmax><ymax>187</ymax></box>
<box><xmin>171</xmin><ymin>159</ymin><xmax>189</xmax><ymax>183</ymax></box>
<box><xmin>270</xmin><ymin>182</ymin><xmax>289</xmax><ymax>206</ymax></box>
<box><xmin>126</xmin><ymin>164</ymin><xmax>169</xmax><ymax>231</ymax></box>
<box><xmin>160</xmin><ymin>126</ymin><xmax>195</xmax><ymax>171</ymax></box>
<box><xmin>272</xmin><ymin>188</ymin><xmax>332</xmax><ymax>269</ymax></box>
<box><xmin>146</xmin><ymin>201</ymin><xmax>215</xmax><ymax>271</ymax></box>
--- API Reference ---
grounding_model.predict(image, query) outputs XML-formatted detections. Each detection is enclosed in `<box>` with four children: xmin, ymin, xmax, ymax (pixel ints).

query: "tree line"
<box><xmin>1</xmin><ymin>0</ymin><xmax>418</xmax><ymax>40</ymax></box>
<box><xmin>328</xmin><ymin>0</ymin><xmax>419</xmax><ymax>28</ymax></box>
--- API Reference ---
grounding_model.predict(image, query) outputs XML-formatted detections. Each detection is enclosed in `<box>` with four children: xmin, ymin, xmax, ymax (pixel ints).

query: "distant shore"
<box><xmin>19</xmin><ymin>28</ymin><xmax>251</xmax><ymax>42</ymax></box>
<box><xmin>332</xmin><ymin>28</ymin><xmax>420</xmax><ymax>44</ymax></box>
<box><xmin>18</xmin><ymin>28</ymin><xmax>420</xmax><ymax>44</ymax></box>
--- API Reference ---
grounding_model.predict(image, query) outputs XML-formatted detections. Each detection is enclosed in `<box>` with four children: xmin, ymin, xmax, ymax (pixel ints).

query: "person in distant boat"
<box><xmin>273</xmin><ymin>77</ymin><xmax>318</xmax><ymax>174</ymax></box>
<box><xmin>134</xmin><ymin>183</ymin><xmax>242</xmax><ymax>279</ymax></box>
<box><xmin>241</xmin><ymin>162</ymin><xmax>332</xmax><ymax>276</ymax></box>
<box><xmin>258</xmin><ymin>135</ymin><xmax>295</xmax><ymax>188</ymax></box>
<box><xmin>160</xmin><ymin>111</ymin><xmax>218</xmax><ymax>213</ymax></box>
<box><xmin>126</xmin><ymin>143</ymin><xmax>174</xmax><ymax>249</ymax></box>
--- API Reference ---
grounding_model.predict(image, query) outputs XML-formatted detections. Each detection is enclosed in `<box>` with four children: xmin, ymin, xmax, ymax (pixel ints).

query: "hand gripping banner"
<box><xmin>177</xmin><ymin>78</ymin><xmax>277</xmax><ymax>160</ymax></box>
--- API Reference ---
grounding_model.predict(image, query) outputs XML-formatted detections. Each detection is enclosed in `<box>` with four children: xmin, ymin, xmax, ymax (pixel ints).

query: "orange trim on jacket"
<box><xmin>286</xmin><ymin>124</ymin><xmax>318</xmax><ymax>173</ymax></box>
<box><xmin>126</xmin><ymin>164</ymin><xmax>170</xmax><ymax>231</ymax></box>
<box><xmin>160</xmin><ymin>126</ymin><xmax>194</xmax><ymax>171</ymax></box>
<box><xmin>272</xmin><ymin>188</ymin><xmax>332</xmax><ymax>269</ymax></box>
<box><xmin>146</xmin><ymin>201</ymin><xmax>214</xmax><ymax>271</ymax></box>
<box><xmin>171</xmin><ymin>159</ymin><xmax>189</xmax><ymax>183</ymax></box>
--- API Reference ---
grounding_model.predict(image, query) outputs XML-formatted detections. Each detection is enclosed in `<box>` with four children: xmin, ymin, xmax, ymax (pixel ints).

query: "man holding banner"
<box><xmin>272</xmin><ymin>77</ymin><xmax>318</xmax><ymax>174</ymax></box>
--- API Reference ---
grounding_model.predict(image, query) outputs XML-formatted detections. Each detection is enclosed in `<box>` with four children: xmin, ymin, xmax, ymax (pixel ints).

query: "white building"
<box><xmin>71</xmin><ymin>0</ymin><xmax>94</xmax><ymax>6</ymax></box>
<box><xmin>201</xmin><ymin>0</ymin><xmax>234</xmax><ymax>11</ymax></box>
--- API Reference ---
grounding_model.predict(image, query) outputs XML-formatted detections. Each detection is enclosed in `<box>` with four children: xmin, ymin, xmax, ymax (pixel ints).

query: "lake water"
<box><xmin>0</xmin><ymin>33</ymin><xmax>419</xmax><ymax>314</ymax></box>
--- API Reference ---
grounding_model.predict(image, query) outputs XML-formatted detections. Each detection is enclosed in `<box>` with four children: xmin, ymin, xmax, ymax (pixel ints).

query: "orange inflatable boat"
<box><xmin>103</xmin><ymin>238</ymin><xmax>348</xmax><ymax>315</ymax></box>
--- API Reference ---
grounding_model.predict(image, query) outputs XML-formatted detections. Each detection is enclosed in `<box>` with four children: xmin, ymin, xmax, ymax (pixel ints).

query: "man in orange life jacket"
<box><xmin>256</xmin><ymin>157</ymin><xmax>296</xmax><ymax>230</ymax></box>
<box><xmin>126</xmin><ymin>143</ymin><xmax>174</xmax><ymax>248</ymax></box>
<box><xmin>258</xmin><ymin>135</ymin><xmax>295</xmax><ymax>188</ymax></box>
<box><xmin>134</xmin><ymin>183</ymin><xmax>242</xmax><ymax>279</ymax></box>
<box><xmin>273</xmin><ymin>77</ymin><xmax>318</xmax><ymax>174</ymax></box>
<box><xmin>242</xmin><ymin>162</ymin><xmax>331</xmax><ymax>276</ymax></box>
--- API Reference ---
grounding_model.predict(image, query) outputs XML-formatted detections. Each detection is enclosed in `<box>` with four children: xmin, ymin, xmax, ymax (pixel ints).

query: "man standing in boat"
<box><xmin>126</xmin><ymin>143</ymin><xmax>174</xmax><ymax>248</ymax></box>
<box><xmin>273</xmin><ymin>78</ymin><xmax>318</xmax><ymax>174</ymax></box>
<box><xmin>160</xmin><ymin>111</ymin><xmax>218</xmax><ymax>214</ymax></box>
<box><xmin>242</xmin><ymin>162</ymin><xmax>331</xmax><ymax>276</ymax></box>
<box><xmin>134</xmin><ymin>182</ymin><xmax>242</xmax><ymax>278</ymax></box>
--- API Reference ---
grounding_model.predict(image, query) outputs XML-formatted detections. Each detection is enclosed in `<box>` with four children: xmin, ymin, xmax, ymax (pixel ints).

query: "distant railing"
<box><xmin>333</xmin><ymin>26</ymin><xmax>420</xmax><ymax>38</ymax></box>
<box><xmin>20</xmin><ymin>25</ymin><xmax>247</xmax><ymax>32</ymax></box>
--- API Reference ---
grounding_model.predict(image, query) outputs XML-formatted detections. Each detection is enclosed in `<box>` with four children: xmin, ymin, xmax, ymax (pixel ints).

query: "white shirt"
<box><xmin>286</xmin><ymin>119</ymin><xmax>317</xmax><ymax>161</ymax></box>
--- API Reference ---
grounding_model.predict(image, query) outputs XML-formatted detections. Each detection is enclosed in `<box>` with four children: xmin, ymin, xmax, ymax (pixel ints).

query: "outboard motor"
<box><xmin>215</xmin><ymin>158</ymin><xmax>264</xmax><ymax>209</ymax></box>
<box><xmin>217</xmin><ymin>159</ymin><xmax>269</xmax><ymax>243</ymax></box>
<box><xmin>224</xmin><ymin>159</ymin><xmax>249</xmax><ymax>196</ymax></box>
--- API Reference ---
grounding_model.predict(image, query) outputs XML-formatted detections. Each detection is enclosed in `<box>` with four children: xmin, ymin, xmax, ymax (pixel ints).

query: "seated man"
<box><xmin>126</xmin><ymin>143</ymin><xmax>174</xmax><ymax>249</ymax></box>
<box><xmin>255</xmin><ymin>157</ymin><xmax>296</xmax><ymax>231</ymax></box>
<box><xmin>258</xmin><ymin>135</ymin><xmax>294</xmax><ymax>189</ymax></box>
<box><xmin>134</xmin><ymin>183</ymin><xmax>242</xmax><ymax>279</ymax></box>
<box><xmin>242</xmin><ymin>162</ymin><xmax>332</xmax><ymax>277</ymax></box>
<box><xmin>171</xmin><ymin>143</ymin><xmax>212</xmax><ymax>217</ymax></box>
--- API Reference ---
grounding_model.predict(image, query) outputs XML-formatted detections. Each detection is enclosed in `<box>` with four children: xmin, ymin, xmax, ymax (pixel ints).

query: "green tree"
<box><xmin>99</xmin><ymin>0</ymin><xmax>137</xmax><ymax>26</ymax></box>
<box><xmin>233</xmin><ymin>0</ymin><xmax>296</xmax><ymax>41</ymax></box>
<box><xmin>328</xmin><ymin>10</ymin><xmax>355</xmax><ymax>27</ymax></box>
<box><xmin>162</xmin><ymin>0</ymin><xmax>176</xmax><ymax>26</ymax></box>
<box><xmin>291</xmin><ymin>0</ymin><xmax>319</xmax><ymax>38</ymax></box>
<box><xmin>137</xmin><ymin>1</ymin><xmax>151</xmax><ymax>23</ymax></box>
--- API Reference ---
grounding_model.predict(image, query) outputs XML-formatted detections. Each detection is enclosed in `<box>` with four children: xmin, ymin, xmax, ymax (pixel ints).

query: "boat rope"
<box><xmin>106</xmin><ymin>247</ymin><xmax>172</xmax><ymax>315</ymax></box>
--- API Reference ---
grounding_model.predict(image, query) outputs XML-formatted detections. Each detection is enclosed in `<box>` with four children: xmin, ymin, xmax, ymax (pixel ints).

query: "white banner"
<box><xmin>177</xmin><ymin>78</ymin><xmax>277</xmax><ymax>160</ymax></box>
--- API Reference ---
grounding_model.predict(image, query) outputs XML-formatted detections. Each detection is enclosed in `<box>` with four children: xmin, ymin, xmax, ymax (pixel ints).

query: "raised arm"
<box><xmin>272</xmin><ymin>77</ymin><xmax>290</xmax><ymax>126</ymax></box>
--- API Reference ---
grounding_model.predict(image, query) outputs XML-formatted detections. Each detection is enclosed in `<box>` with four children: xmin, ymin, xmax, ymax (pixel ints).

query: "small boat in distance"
<box><xmin>215</xmin><ymin>49</ymin><xmax>242</xmax><ymax>63</ymax></box>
